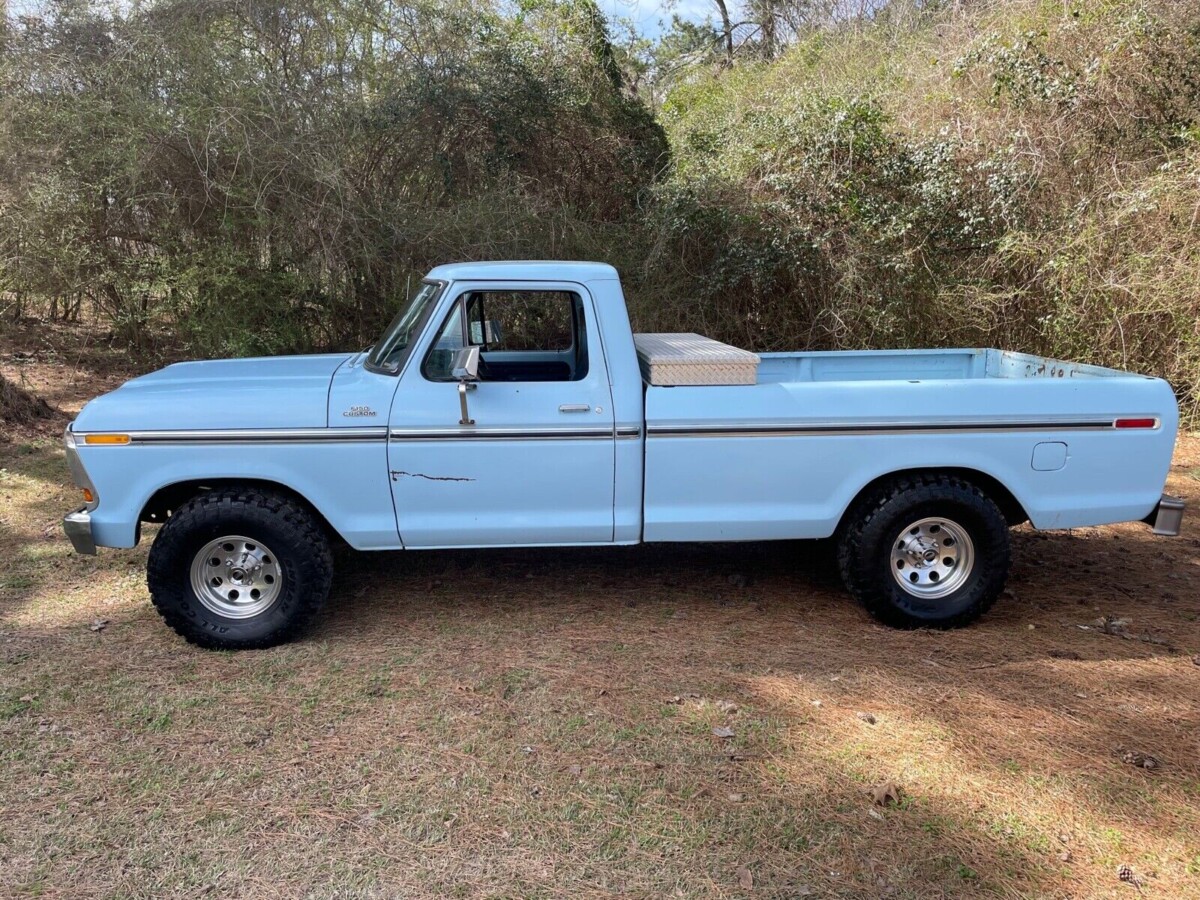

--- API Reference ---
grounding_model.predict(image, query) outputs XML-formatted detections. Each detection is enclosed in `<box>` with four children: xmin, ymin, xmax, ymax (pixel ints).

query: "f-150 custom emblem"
<box><xmin>342</xmin><ymin>406</ymin><xmax>378</xmax><ymax>418</ymax></box>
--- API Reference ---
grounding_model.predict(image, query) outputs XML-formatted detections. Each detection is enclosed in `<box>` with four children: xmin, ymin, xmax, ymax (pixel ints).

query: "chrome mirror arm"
<box><xmin>458</xmin><ymin>380</ymin><xmax>476</xmax><ymax>426</ymax></box>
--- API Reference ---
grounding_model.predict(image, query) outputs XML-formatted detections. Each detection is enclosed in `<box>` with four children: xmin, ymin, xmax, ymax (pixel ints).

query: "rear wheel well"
<box><xmin>139</xmin><ymin>479</ymin><xmax>339</xmax><ymax>542</ymax></box>
<box><xmin>840</xmin><ymin>468</ymin><xmax>1029</xmax><ymax>531</ymax></box>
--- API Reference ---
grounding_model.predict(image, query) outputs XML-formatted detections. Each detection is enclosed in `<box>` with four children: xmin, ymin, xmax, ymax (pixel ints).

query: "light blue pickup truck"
<box><xmin>63</xmin><ymin>262</ymin><xmax>1185</xmax><ymax>648</ymax></box>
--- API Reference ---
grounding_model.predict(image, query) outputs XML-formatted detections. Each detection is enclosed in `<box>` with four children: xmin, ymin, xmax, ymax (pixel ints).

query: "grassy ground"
<box><xmin>1</xmin><ymin>326</ymin><xmax>1199</xmax><ymax>898</ymax></box>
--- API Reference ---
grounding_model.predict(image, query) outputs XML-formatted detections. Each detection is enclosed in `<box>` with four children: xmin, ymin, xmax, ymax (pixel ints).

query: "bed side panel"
<box><xmin>643</xmin><ymin>376</ymin><xmax>1178</xmax><ymax>541</ymax></box>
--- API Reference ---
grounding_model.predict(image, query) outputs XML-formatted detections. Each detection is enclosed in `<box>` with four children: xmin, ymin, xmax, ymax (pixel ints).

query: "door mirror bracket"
<box><xmin>451</xmin><ymin>347</ymin><xmax>480</xmax><ymax>425</ymax></box>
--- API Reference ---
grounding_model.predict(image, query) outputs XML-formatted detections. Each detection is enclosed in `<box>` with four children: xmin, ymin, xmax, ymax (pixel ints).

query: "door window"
<box><xmin>423</xmin><ymin>290</ymin><xmax>590</xmax><ymax>382</ymax></box>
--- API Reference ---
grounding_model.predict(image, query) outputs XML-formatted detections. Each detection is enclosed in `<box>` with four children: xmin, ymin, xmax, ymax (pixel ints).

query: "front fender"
<box><xmin>75</xmin><ymin>436</ymin><xmax>401</xmax><ymax>551</ymax></box>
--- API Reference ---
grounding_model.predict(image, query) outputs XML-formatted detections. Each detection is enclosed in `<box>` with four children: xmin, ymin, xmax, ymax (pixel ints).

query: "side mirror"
<box><xmin>451</xmin><ymin>345</ymin><xmax>480</xmax><ymax>382</ymax></box>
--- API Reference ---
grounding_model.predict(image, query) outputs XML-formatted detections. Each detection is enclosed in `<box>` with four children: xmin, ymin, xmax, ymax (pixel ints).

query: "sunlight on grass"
<box><xmin>750</xmin><ymin>660</ymin><xmax>1200</xmax><ymax>893</ymax></box>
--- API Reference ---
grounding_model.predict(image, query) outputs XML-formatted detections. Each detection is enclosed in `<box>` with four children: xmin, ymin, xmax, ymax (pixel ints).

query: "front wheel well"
<box><xmin>840</xmin><ymin>468</ymin><xmax>1029</xmax><ymax>531</ymax></box>
<box><xmin>139</xmin><ymin>479</ymin><xmax>340</xmax><ymax>542</ymax></box>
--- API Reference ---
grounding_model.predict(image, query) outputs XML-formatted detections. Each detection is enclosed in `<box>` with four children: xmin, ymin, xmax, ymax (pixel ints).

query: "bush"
<box><xmin>0</xmin><ymin>0</ymin><xmax>666</xmax><ymax>353</ymax></box>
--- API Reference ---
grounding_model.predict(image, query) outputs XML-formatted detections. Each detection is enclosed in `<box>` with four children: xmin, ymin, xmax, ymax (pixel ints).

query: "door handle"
<box><xmin>558</xmin><ymin>404</ymin><xmax>591</xmax><ymax>413</ymax></box>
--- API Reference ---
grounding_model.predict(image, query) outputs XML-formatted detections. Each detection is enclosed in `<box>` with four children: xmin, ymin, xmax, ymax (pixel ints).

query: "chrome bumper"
<box><xmin>1145</xmin><ymin>494</ymin><xmax>1185</xmax><ymax>537</ymax></box>
<box><xmin>63</xmin><ymin>507</ymin><xmax>97</xmax><ymax>555</ymax></box>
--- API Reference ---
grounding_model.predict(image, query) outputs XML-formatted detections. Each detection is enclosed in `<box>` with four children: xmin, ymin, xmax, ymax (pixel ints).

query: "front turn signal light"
<box><xmin>82</xmin><ymin>488</ymin><xmax>95</xmax><ymax>503</ymax></box>
<box><xmin>83</xmin><ymin>434</ymin><xmax>130</xmax><ymax>445</ymax></box>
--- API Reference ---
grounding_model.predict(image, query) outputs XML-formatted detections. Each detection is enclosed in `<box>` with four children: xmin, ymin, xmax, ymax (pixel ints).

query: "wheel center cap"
<box><xmin>890</xmin><ymin>518</ymin><xmax>974</xmax><ymax>600</ymax></box>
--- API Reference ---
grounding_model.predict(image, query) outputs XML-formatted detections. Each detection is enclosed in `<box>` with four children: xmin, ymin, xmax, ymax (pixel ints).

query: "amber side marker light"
<box><xmin>1114</xmin><ymin>418</ymin><xmax>1157</xmax><ymax>429</ymax></box>
<box><xmin>82</xmin><ymin>489</ymin><xmax>95</xmax><ymax>503</ymax></box>
<box><xmin>83</xmin><ymin>434</ymin><xmax>131</xmax><ymax>445</ymax></box>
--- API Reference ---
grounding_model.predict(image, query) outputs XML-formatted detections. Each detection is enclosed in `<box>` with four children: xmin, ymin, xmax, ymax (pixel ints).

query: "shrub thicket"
<box><xmin>0</xmin><ymin>0</ymin><xmax>666</xmax><ymax>355</ymax></box>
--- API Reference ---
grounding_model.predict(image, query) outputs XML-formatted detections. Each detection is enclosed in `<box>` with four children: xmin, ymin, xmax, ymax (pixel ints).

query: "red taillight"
<box><xmin>1114</xmin><ymin>418</ymin><xmax>1156</xmax><ymax>429</ymax></box>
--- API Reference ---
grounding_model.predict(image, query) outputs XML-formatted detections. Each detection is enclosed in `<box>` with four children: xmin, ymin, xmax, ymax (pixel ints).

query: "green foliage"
<box><xmin>649</xmin><ymin>80</ymin><xmax>1030</xmax><ymax>349</ymax></box>
<box><xmin>0</xmin><ymin>0</ymin><xmax>666</xmax><ymax>356</ymax></box>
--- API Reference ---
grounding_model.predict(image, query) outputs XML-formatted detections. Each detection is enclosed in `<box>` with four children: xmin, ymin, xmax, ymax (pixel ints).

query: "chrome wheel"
<box><xmin>890</xmin><ymin>517</ymin><xmax>974</xmax><ymax>600</ymax></box>
<box><xmin>189</xmin><ymin>535</ymin><xmax>282</xmax><ymax>619</ymax></box>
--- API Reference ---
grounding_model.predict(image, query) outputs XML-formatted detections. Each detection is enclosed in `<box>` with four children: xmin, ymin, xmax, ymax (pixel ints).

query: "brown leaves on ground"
<box><xmin>870</xmin><ymin>780</ymin><xmax>902</xmax><ymax>807</ymax></box>
<box><xmin>1116</xmin><ymin>864</ymin><xmax>1145</xmax><ymax>887</ymax></box>
<box><xmin>1119</xmin><ymin>750</ymin><xmax>1162</xmax><ymax>771</ymax></box>
<box><xmin>1080</xmin><ymin>616</ymin><xmax>1177</xmax><ymax>651</ymax></box>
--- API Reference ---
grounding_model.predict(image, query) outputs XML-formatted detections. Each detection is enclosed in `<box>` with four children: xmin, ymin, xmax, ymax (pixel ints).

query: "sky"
<box><xmin>599</xmin><ymin>0</ymin><xmax>727</xmax><ymax>38</ymax></box>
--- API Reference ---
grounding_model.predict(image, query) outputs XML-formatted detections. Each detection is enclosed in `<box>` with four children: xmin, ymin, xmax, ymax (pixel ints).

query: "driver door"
<box><xmin>388</xmin><ymin>281</ymin><xmax>616</xmax><ymax>547</ymax></box>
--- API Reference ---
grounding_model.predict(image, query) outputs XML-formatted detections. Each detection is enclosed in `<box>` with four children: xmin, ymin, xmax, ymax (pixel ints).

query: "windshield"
<box><xmin>366</xmin><ymin>281</ymin><xmax>444</xmax><ymax>373</ymax></box>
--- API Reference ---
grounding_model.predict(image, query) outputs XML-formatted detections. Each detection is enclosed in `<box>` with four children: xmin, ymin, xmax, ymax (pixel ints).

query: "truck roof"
<box><xmin>426</xmin><ymin>261</ymin><xmax>619</xmax><ymax>282</ymax></box>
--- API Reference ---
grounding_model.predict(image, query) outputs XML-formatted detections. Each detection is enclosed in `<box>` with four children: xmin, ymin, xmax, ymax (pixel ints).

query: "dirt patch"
<box><xmin>0</xmin><ymin>318</ymin><xmax>178</xmax><ymax>428</ymax></box>
<box><xmin>0</xmin><ymin>372</ymin><xmax>61</xmax><ymax>430</ymax></box>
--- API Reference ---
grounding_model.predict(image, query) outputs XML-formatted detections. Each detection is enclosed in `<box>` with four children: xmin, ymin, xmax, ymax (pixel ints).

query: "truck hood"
<box><xmin>73</xmin><ymin>353</ymin><xmax>356</xmax><ymax>432</ymax></box>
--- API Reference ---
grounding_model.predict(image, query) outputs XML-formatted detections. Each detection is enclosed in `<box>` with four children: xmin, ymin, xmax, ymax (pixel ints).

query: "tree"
<box><xmin>712</xmin><ymin>0</ymin><xmax>734</xmax><ymax>65</ymax></box>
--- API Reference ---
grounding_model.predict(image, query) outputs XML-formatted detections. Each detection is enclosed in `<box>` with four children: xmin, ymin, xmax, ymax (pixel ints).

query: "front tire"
<box><xmin>837</xmin><ymin>474</ymin><xmax>1011</xmax><ymax>629</ymax></box>
<box><xmin>147</xmin><ymin>488</ymin><xmax>333</xmax><ymax>649</ymax></box>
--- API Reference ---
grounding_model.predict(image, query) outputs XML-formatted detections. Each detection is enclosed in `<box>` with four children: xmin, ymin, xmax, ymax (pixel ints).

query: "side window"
<box><xmin>424</xmin><ymin>290</ymin><xmax>590</xmax><ymax>382</ymax></box>
<box><xmin>421</xmin><ymin>302</ymin><xmax>465</xmax><ymax>381</ymax></box>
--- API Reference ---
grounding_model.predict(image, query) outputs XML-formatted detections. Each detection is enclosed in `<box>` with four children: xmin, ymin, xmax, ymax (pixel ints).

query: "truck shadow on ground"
<box><xmin>329</xmin><ymin>528</ymin><xmax>1197</xmax><ymax>661</ymax></box>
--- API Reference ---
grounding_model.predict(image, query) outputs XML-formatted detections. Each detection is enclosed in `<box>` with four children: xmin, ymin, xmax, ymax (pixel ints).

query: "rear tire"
<box><xmin>147</xmin><ymin>488</ymin><xmax>332</xmax><ymax>649</ymax></box>
<box><xmin>837</xmin><ymin>474</ymin><xmax>1010</xmax><ymax>629</ymax></box>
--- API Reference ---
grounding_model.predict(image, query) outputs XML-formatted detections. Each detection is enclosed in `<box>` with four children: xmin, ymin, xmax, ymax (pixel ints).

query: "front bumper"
<box><xmin>1145</xmin><ymin>494</ymin><xmax>1185</xmax><ymax>537</ymax></box>
<box><xmin>63</xmin><ymin>507</ymin><xmax>97</xmax><ymax>555</ymax></box>
<box><xmin>63</xmin><ymin>423</ymin><xmax>100</xmax><ymax>555</ymax></box>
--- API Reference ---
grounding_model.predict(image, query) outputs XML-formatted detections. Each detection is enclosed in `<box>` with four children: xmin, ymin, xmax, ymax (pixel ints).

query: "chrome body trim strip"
<box><xmin>390</xmin><ymin>427</ymin><xmax>617</xmax><ymax>441</ymax></box>
<box><xmin>75</xmin><ymin>425</ymin><xmax>639</xmax><ymax>444</ymax></box>
<box><xmin>75</xmin><ymin>428</ymin><xmax>391</xmax><ymax>445</ymax></box>
<box><xmin>73</xmin><ymin>417</ymin><xmax>1146</xmax><ymax>443</ymax></box>
<box><xmin>644</xmin><ymin>419</ymin><xmax>1131</xmax><ymax>438</ymax></box>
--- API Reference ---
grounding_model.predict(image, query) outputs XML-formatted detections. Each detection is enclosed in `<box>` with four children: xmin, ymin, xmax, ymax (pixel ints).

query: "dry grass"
<box><xmin>1</xmin><ymin>339</ymin><xmax>1199</xmax><ymax>898</ymax></box>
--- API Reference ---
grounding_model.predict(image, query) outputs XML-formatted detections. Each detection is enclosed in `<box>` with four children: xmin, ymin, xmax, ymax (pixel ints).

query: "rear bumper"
<box><xmin>1144</xmin><ymin>494</ymin><xmax>1185</xmax><ymax>537</ymax></box>
<box><xmin>63</xmin><ymin>507</ymin><xmax>97</xmax><ymax>555</ymax></box>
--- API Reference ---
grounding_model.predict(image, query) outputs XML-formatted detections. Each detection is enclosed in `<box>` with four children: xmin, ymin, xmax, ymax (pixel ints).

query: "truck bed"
<box><xmin>754</xmin><ymin>348</ymin><xmax>1136</xmax><ymax>385</ymax></box>
<box><xmin>641</xmin><ymin>344</ymin><xmax>1178</xmax><ymax>543</ymax></box>
<box><xmin>632</xmin><ymin>338</ymin><xmax>1138</xmax><ymax>387</ymax></box>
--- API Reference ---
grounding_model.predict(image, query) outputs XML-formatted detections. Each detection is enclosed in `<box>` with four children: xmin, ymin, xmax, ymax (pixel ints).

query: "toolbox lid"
<box><xmin>633</xmin><ymin>333</ymin><xmax>760</xmax><ymax>386</ymax></box>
